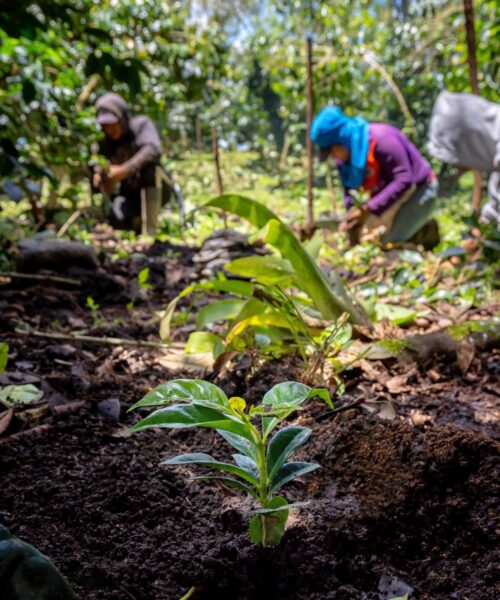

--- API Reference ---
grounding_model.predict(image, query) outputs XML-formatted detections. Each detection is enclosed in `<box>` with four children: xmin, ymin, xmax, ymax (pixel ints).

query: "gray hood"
<box><xmin>428</xmin><ymin>91</ymin><xmax>500</xmax><ymax>172</ymax></box>
<box><xmin>95</xmin><ymin>93</ymin><xmax>132</xmax><ymax>127</ymax></box>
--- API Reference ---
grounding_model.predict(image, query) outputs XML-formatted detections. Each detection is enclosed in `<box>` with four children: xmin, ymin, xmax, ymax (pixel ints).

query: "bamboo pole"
<box><xmin>306</xmin><ymin>35</ymin><xmax>314</xmax><ymax>229</ymax></box>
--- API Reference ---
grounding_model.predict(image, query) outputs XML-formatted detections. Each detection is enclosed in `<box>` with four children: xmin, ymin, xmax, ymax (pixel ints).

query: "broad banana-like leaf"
<box><xmin>195</xmin><ymin>299</ymin><xmax>246</xmax><ymax>329</ymax></box>
<box><xmin>185</xmin><ymin>331</ymin><xmax>224</xmax><ymax>357</ymax></box>
<box><xmin>225</xmin><ymin>256</ymin><xmax>295</xmax><ymax>287</ymax></box>
<box><xmin>226</xmin><ymin>311</ymin><xmax>295</xmax><ymax>344</ymax></box>
<box><xmin>204</xmin><ymin>195</ymin><xmax>371</xmax><ymax>327</ymax></box>
<box><xmin>159</xmin><ymin>279</ymin><xmax>253</xmax><ymax>341</ymax></box>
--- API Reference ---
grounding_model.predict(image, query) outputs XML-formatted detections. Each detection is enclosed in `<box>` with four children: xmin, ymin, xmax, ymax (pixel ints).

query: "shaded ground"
<box><xmin>0</xmin><ymin>237</ymin><xmax>499</xmax><ymax>599</ymax></box>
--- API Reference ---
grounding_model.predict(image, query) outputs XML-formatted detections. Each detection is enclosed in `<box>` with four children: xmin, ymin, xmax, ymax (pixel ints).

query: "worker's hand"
<box><xmin>92</xmin><ymin>172</ymin><xmax>102</xmax><ymax>189</ymax></box>
<box><xmin>339</xmin><ymin>205</ymin><xmax>368</xmax><ymax>232</ymax></box>
<box><xmin>107</xmin><ymin>164</ymin><xmax>128</xmax><ymax>182</ymax></box>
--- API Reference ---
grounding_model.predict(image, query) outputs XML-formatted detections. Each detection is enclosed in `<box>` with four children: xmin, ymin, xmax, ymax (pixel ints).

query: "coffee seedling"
<box><xmin>130</xmin><ymin>379</ymin><xmax>332</xmax><ymax>545</ymax></box>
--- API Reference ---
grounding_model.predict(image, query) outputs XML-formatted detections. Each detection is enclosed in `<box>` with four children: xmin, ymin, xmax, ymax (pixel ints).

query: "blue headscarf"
<box><xmin>310</xmin><ymin>106</ymin><xmax>369</xmax><ymax>190</ymax></box>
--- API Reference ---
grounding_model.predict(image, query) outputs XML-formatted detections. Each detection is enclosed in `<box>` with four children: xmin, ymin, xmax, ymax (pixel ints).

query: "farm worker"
<box><xmin>92</xmin><ymin>92</ymin><xmax>166</xmax><ymax>235</ymax></box>
<box><xmin>428</xmin><ymin>91</ymin><xmax>500</xmax><ymax>227</ymax></box>
<box><xmin>311</xmin><ymin>106</ymin><xmax>439</xmax><ymax>247</ymax></box>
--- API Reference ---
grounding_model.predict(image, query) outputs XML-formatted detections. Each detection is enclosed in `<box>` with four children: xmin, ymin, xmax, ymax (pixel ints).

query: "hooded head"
<box><xmin>95</xmin><ymin>93</ymin><xmax>131</xmax><ymax>140</ymax></box>
<box><xmin>311</xmin><ymin>106</ymin><xmax>370</xmax><ymax>189</ymax></box>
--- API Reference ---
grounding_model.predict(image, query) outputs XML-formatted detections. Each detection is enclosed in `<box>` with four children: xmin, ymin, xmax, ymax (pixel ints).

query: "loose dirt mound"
<box><xmin>1</xmin><ymin>411</ymin><xmax>498</xmax><ymax>599</ymax></box>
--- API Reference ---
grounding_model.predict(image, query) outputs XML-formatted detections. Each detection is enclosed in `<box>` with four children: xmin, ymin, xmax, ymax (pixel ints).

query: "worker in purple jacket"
<box><xmin>311</xmin><ymin>106</ymin><xmax>439</xmax><ymax>246</ymax></box>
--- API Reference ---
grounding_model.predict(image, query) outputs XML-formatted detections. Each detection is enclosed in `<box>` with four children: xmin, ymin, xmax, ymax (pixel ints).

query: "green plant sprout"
<box><xmin>137</xmin><ymin>267</ymin><xmax>153</xmax><ymax>290</ymax></box>
<box><xmin>127</xmin><ymin>267</ymin><xmax>153</xmax><ymax>311</ymax></box>
<box><xmin>0</xmin><ymin>343</ymin><xmax>8</xmax><ymax>374</ymax></box>
<box><xmin>85</xmin><ymin>296</ymin><xmax>103</xmax><ymax>327</ymax></box>
<box><xmin>129</xmin><ymin>379</ymin><xmax>333</xmax><ymax>546</ymax></box>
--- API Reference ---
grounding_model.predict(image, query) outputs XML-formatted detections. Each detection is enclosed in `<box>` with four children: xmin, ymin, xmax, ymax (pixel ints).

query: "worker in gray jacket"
<box><xmin>427</xmin><ymin>91</ymin><xmax>500</xmax><ymax>226</ymax></box>
<box><xmin>92</xmin><ymin>92</ymin><xmax>171</xmax><ymax>234</ymax></box>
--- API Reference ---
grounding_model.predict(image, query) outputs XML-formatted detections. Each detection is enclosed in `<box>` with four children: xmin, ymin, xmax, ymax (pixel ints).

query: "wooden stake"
<box><xmin>211</xmin><ymin>127</ymin><xmax>224</xmax><ymax>195</ymax></box>
<box><xmin>325</xmin><ymin>161</ymin><xmax>337</xmax><ymax>215</ymax></box>
<box><xmin>195</xmin><ymin>116</ymin><xmax>202</xmax><ymax>151</ymax></box>
<box><xmin>211</xmin><ymin>127</ymin><xmax>227</xmax><ymax>227</ymax></box>
<box><xmin>306</xmin><ymin>35</ymin><xmax>314</xmax><ymax>229</ymax></box>
<box><xmin>463</xmin><ymin>0</ymin><xmax>482</xmax><ymax>214</ymax></box>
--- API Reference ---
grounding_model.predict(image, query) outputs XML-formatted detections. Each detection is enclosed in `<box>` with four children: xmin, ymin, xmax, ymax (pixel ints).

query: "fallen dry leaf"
<box><xmin>0</xmin><ymin>408</ymin><xmax>14</xmax><ymax>435</ymax></box>
<box><xmin>385</xmin><ymin>371</ymin><xmax>415</xmax><ymax>394</ymax></box>
<box><xmin>456</xmin><ymin>340</ymin><xmax>475</xmax><ymax>374</ymax></box>
<box><xmin>410</xmin><ymin>409</ymin><xmax>434</xmax><ymax>426</ymax></box>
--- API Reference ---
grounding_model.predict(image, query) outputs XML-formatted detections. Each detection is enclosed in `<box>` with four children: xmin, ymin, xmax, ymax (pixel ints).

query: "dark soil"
<box><xmin>0</xmin><ymin>238</ymin><xmax>499</xmax><ymax>599</ymax></box>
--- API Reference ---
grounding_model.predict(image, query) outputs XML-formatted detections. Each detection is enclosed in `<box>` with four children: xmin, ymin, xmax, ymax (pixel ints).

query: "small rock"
<box><xmin>97</xmin><ymin>398</ymin><xmax>121</xmax><ymax>422</ymax></box>
<box><xmin>46</xmin><ymin>345</ymin><xmax>77</xmax><ymax>360</ymax></box>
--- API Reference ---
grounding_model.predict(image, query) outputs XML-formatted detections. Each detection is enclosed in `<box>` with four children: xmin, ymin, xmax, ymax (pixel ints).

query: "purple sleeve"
<box><xmin>367</xmin><ymin>135</ymin><xmax>414</xmax><ymax>215</ymax></box>
<box><xmin>343</xmin><ymin>189</ymin><xmax>353</xmax><ymax>209</ymax></box>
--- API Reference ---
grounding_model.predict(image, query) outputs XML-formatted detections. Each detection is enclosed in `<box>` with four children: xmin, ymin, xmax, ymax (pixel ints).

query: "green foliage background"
<box><xmin>0</xmin><ymin>0</ymin><xmax>498</xmax><ymax>203</ymax></box>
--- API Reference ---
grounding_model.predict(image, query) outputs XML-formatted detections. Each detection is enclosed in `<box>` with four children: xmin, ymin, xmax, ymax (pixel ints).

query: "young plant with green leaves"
<box><xmin>129</xmin><ymin>379</ymin><xmax>333</xmax><ymax>546</ymax></box>
<box><xmin>159</xmin><ymin>196</ymin><xmax>369</xmax><ymax>367</ymax></box>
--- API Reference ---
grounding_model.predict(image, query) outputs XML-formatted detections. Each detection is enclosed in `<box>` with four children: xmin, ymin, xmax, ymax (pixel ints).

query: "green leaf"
<box><xmin>266</xmin><ymin>426</ymin><xmax>312</xmax><ymax>480</ymax></box>
<box><xmin>206</xmin><ymin>194</ymin><xmax>280</xmax><ymax>229</ymax></box>
<box><xmin>261</xmin><ymin>416</ymin><xmax>280</xmax><ymax>439</ymax></box>
<box><xmin>319</xmin><ymin>317</ymin><xmax>352</xmax><ymax>349</ymax></box>
<box><xmin>185</xmin><ymin>331</ymin><xmax>225</xmax><ymax>357</ymax></box>
<box><xmin>0</xmin><ymin>343</ymin><xmax>8</xmax><ymax>374</ymax></box>
<box><xmin>232</xmin><ymin>453</ymin><xmax>259</xmax><ymax>480</ymax></box>
<box><xmin>226</xmin><ymin>311</ymin><xmax>295</xmax><ymax>344</ymax></box>
<box><xmin>159</xmin><ymin>280</ymin><xmax>253</xmax><ymax>341</ymax></box>
<box><xmin>0</xmin><ymin>384</ymin><xmax>44</xmax><ymax>408</ymax></box>
<box><xmin>225</xmin><ymin>256</ymin><xmax>295</xmax><ymax>286</ymax></box>
<box><xmin>374</xmin><ymin>303</ymin><xmax>417</xmax><ymax>326</ymax></box>
<box><xmin>248</xmin><ymin>496</ymin><xmax>289</xmax><ymax>546</ymax></box>
<box><xmin>138</xmin><ymin>267</ymin><xmax>153</xmax><ymax>290</ymax></box>
<box><xmin>218</xmin><ymin>430</ymin><xmax>259</xmax><ymax>461</ymax></box>
<box><xmin>130</xmin><ymin>379</ymin><xmax>228</xmax><ymax>411</ymax></box>
<box><xmin>270</xmin><ymin>461</ymin><xmax>319</xmax><ymax>492</ymax></box>
<box><xmin>194</xmin><ymin>475</ymin><xmax>258</xmax><ymax>498</ymax></box>
<box><xmin>252</xmin><ymin>501</ymin><xmax>309</xmax><ymax>514</ymax></box>
<box><xmin>204</xmin><ymin>196</ymin><xmax>371</xmax><ymax>327</ymax></box>
<box><xmin>162</xmin><ymin>453</ymin><xmax>259</xmax><ymax>487</ymax></box>
<box><xmin>262</xmin><ymin>381</ymin><xmax>333</xmax><ymax>410</ymax></box>
<box><xmin>129</xmin><ymin>404</ymin><xmax>254</xmax><ymax>441</ymax></box>
<box><xmin>195</xmin><ymin>299</ymin><xmax>246</xmax><ymax>329</ymax></box>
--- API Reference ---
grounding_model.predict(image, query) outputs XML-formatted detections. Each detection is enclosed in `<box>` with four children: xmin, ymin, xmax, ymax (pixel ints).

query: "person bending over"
<box><xmin>92</xmin><ymin>92</ymin><xmax>164</xmax><ymax>234</ymax></box>
<box><xmin>428</xmin><ymin>91</ymin><xmax>500</xmax><ymax>228</ymax></box>
<box><xmin>311</xmin><ymin>106</ymin><xmax>439</xmax><ymax>247</ymax></box>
